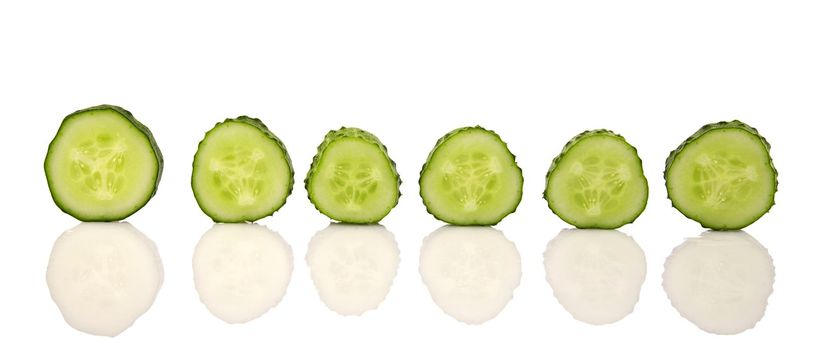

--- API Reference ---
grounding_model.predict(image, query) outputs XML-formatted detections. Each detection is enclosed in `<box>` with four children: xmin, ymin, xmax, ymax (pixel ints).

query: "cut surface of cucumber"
<box><xmin>192</xmin><ymin>117</ymin><xmax>294</xmax><ymax>223</ymax></box>
<box><xmin>193</xmin><ymin>224</ymin><xmax>293</xmax><ymax>324</ymax></box>
<box><xmin>45</xmin><ymin>105</ymin><xmax>163</xmax><ymax>221</ymax></box>
<box><xmin>47</xmin><ymin>222</ymin><xmax>163</xmax><ymax>337</ymax></box>
<box><xmin>305</xmin><ymin>127</ymin><xmax>400</xmax><ymax>223</ymax></box>
<box><xmin>663</xmin><ymin>231</ymin><xmax>774</xmax><ymax>334</ymax></box>
<box><xmin>545</xmin><ymin>130</ymin><xmax>648</xmax><ymax>229</ymax></box>
<box><xmin>419</xmin><ymin>126</ymin><xmax>523</xmax><ymax>225</ymax></box>
<box><xmin>665</xmin><ymin>121</ymin><xmax>777</xmax><ymax>230</ymax></box>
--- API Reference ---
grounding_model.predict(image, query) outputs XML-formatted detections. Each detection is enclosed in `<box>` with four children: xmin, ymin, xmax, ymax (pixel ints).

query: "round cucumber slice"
<box><xmin>419</xmin><ymin>126</ymin><xmax>523</xmax><ymax>225</ymax></box>
<box><xmin>44</xmin><ymin>105</ymin><xmax>163</xmax><ymax>221</ymax></box>
<box><xmin>665</xmin><ymin>121</ymin><xmax>777</xmax><ymax>230</ymax></box>
<box><xmin>305</xmin><ymin>127</ymin><xmax>401</xmax><ymax>224</ymax></box>
<box><xmin>545</xmin><ymin>130</ymin><xmax>648</xmax><ymax>229</ymax></box>
<box><xmin>192</xmin><ymin>117</ymin><xmax>294</xmax><ymax>223</ymax></box>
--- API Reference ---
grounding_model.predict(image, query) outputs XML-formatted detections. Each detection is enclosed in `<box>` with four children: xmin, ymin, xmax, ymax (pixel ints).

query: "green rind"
<box><xmin>419</xmin><ymin>126</ymin><xmax>524</xmax><ymax>226</ymax></box>
<box><xmin>664</xmin><ymin>120</ymin><xmax>778</xmax><ymax>230</ymax></box>
<box><xmin>305</xmin><ymin>127</ymin><xmax>401</xmax><ymax>224</ymax></box>
<box><xmin>191</xmin><ymin>116</ymin><xmax>294</xmax><ymax>223</ymax></box>
<box><xmin>44</xmin><ymin>104</ymin><xmax>164</xmax><ymax>221</ymax></box>
<box><xmin>544</xmin><ymin>129</ymin><xmax>648</xmax><ymax>229</ymax></box>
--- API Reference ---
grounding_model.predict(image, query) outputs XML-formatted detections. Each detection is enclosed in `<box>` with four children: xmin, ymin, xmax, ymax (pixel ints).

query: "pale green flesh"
<box><xmin>547</xmin><ymin>135</ymin><xmax>647</xmax><ymax>228</ymax></box>
<box><xmin>667</xmin><ymin>128</ymin><xmax>775</xmax><ymax>229</ymax></box>
<box><xmin>46</xmin><ymin>109</ymin><xmax>159</xmax><ymax>220</ymax></box>
<box><xmin>192</xmin><ymin>121</ymin><xmax>291</xmax><ymax>222</ymax></box>
<box><xmin>308</xmin><ymin>138</ymin><xmax>398</xmax><ymax>223</ymax></box>
<box><xmin>421</xmin><ymin>129</ymin><xmax>522</xmax><ymax>225</ymax></box>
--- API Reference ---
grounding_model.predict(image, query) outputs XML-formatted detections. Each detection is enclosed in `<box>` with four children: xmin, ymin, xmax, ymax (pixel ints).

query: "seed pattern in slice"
<box><xmin>419</xmin><ymin>126</ymin><xmax>523</xmax><ymax>226</ymax></box>
<box><xmin>45</xmin><ymin>105</ymin><xmax>163</xmax><ymax>221</ymax></box>
<box><xmin>665</xmin><ymin>121</ymin><xmax>777</xmax><ymax>230</ymax></box>
<box><xmin>306</xmin><ymin>127</ymin><xmax>400</xmax><ymax>224</ymax></box>
<box><xmin>192</xmin><ymin>117</ymin><xmax>294</xmax><ymax>223</ymax></box>
<box><xmin>545</xmin><ymin>130</ymin><xmax>648</xmax><ymax>229</ymax></box>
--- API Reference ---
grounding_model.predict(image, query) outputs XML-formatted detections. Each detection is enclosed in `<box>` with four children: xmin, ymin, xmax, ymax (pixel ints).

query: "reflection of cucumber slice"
<box><xmin>192</xmin><ymin>117</ymin><xmax>294</xmax><ymax>223</ymax></box>
<box><xmin>663</xmin><ymin>231</ymin><xmax>774</xmax><ymax>335</ymax></box>
<box><xmin>47</xmin><ymin>223</ymin><xmax>163</xmax><ymax>337</ymax></box>
<box><xmin>665</xmin><ymin>121</ymin><xmax>777</xmax><ymax>230</ymax></box>
<box><xmin>419</xmin><ymin>226</ymin><xmax>521</xmax><ymax>325</ymax></box>
<box><xmin>305</xmin><ymin>128</ymin><xmax>401</xmax><ymax>223</ymax></box>
<box><xmin>545</xmin><ymin>130</ymin><xmax>648</xmax><ymax>229</ymax></box>
<box><xmin>544</xmin><ymin>229</ymin><xmax>646</xmax><ymax>325</ymax></box>
<box><xmin>306</xmin><ymin>224</ymin><xmax>400</xmax><ymax>316</ymax></box>
<box><xmin>419</xmin><ymin>126</ymin><xmax>523</xmax><ymax>225</ymax></box>
<box><xmin>44</xmin><ymin>105</ymin><xmax>163</xmax><ymax>221</ymax></box>
<box><xmin>193</xmin><ymin>224</ymin><xmax>293</xmax><ymax>324</ymax></box>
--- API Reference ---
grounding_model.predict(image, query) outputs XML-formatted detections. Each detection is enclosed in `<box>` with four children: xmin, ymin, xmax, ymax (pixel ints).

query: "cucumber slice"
<box><xmin>305</xmin><ymin>127</ymin><xmax>401</xmax><ymax>223</ymax></box>
<box><xmin>544</xmin><ymin>130</ymin><xmax>648</xmax><ymax>229</ymax></box>
<box><xmin>663</xmin><ymin>231</ymin><xmax>774</xmax><ymax>334</ymax></box>
<box><xmin>665</xmin><ymin>121</ymin><xmax>777</xmax><ymax>230</ymax></box>
<box><xmin>419</xmin><ymin>126</ymin><xmax>523</xmax><ymax>225</ymax></box>
<box><xmin>192</xmin><ymin>117</ymin><xmax>294</xmax><ymax>223</ymax></box>
<box><xmin>44</xmin><ymin>105</ymin><xmax>163</xmax><ymax>221</ymax></box>
<box><xmin>47</xmin><ymin>223</ymin><xmax>163</xmax><ymax>337</ymax></box>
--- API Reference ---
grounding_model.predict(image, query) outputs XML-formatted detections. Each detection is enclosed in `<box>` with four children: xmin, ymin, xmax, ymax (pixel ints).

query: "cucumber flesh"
<box><xmin>545</xmin><ymin>130</ymin><xmax>648</xmax><ymax>229</ymax></box>
<box><xmin>419</xmin><ymin>126</ymin><xmax>523</xmax><ymax>225</ymax></box>
<box><xmin>305</xmin><ymin>128</ymin><xmax>400</xmax><ymax>223</ymax></box>
<box><xmin>192</xmin><ymin>117</ymin><xmax>294</xmax><ymax>223</ymax></box>
<box><xmin>663</xmin><ymin>231</ymin><xmax>774</xmax><ymax>334</ymax></box>
<box><xmin>193</xmin><ymin>224</ymin><xmax>293</xmax><ymax>324</ymax></box>
<box><xmin>46</xmin><ymin>223</ymin><xmax>163</xmax><ymax>336</ymax></box>
<box><xmin>44</xmin><ymin>105</ymin><xmax>163</xmax><ymax>221</ymax></box>
<box><xmin>665</xmin><ymin>121</ymin><xmax>777</xmax><ymax>230</ymax></box>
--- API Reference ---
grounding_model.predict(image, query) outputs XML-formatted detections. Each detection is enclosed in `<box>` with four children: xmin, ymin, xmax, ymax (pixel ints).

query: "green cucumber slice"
<box><xmin>419</xmin><ymin>126</ymin><xmax>523</xmax><ymax>225</ymax></box>
<box><xmin>305</xmin><ymin>127</ymin><xmax>401</xmax><ymax>223</ymax></box>
<box><xmin>544</xmin><ymin>130</ymin><xmax>648</xmax><ymax>229</ymax></box>
<box><xmin>191</xmin><ymin>117</ymin><xmax>294</xmax><ymax>223</ymax></box>
<box><xmin>665</xmin><ymin>121</ymin><xmax>777</xmax><ymax>230</ymax></box>
<box><xmin>44</xmin><ymin>105</ymin><xmax>163</xmax><ymax>221</ymax></box>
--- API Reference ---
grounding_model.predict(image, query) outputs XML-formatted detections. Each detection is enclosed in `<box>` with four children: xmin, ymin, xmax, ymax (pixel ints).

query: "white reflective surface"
<box><xmin>544</xmin><ymin>229</ymin><xmax>646</xmax><ymax>325</ymax></box>
<box><xmin>193</xmin><ymin>223</ymin><xmax>293</xmax><ymax>324</ymax></box>
<box><xmin>419</xmin><ymin>226</ymin><xmax>521</xmax><ymax>324</ymax></box>
<box><xmin>663</xmin><ymin>231</ymin><xmax>774</xmax><ymax>335</ymax></box>
<box><xmin>46</xmin><ymin>222</ymin><xmax>163</xmax><ymax>337</ymax></box>
<box><xmin>306</xmin><ymin>223</ymin><xmax>400</xmax><ymax>316</ymax></box>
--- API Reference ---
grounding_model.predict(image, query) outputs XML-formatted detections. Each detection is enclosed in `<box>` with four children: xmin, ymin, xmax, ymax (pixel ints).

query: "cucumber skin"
<box><xmin>419</xmin><ymin>126</ymin><xmax>523</xmax><ymax>226</ymax></box>
<box><xmin>305</xmin><ymin>127</ymin><xmax>401</xmax><ymax>224</ymax></box>
<box><xmin>44</xmin><ymin>104</ymin><xmax>164</xmax><ymax>222</ymax></box>
<box><xmin>544</xmin><ymin>129</ymin><xmax>648</xmax><ymax>229</ymax></box>
<box><xmin>192</xmin><ymin>116</ymin><xmax>294</xmax><ymax>223</ymax></box>
<box><xmin>664</xmin><ymin>120</ymin><xmax>778</xmax><ymax>230</ymax></box>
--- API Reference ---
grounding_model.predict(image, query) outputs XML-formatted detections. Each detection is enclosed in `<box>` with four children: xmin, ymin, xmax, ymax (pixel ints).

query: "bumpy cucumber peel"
<box><xmin>544</xmin><ymin>129</ymin><xmax>648</xmax><ymax>228</ymax></box>
<box><xmin>45</xmin><ymin>104</ymin><xmax>164</xmax><ymax>221</ymax></box>
<box><xmin>664</xmin><ymin>120</ymin><xmax>778</xmax><ymax>229</ymax></box>
<box><xmin>419</xmin><ymin>126</ymin><xmax>523</xmax><ymax>225</ymax></box>
<box><xmin>305</xmin><ymin>127</ymin><xmax>401</xmax><ymax>223</ymax></box>
<box><xmin>192</xmin><ymin>116</ymin><xmax>294</xmax><ymax>222</ymax></box>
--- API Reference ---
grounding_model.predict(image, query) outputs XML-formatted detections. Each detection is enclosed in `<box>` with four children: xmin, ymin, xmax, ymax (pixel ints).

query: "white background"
<box><xmin>1</xmin><ymin>0</ymin><xmax>826</xmax><ymax>349</ymax></box>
